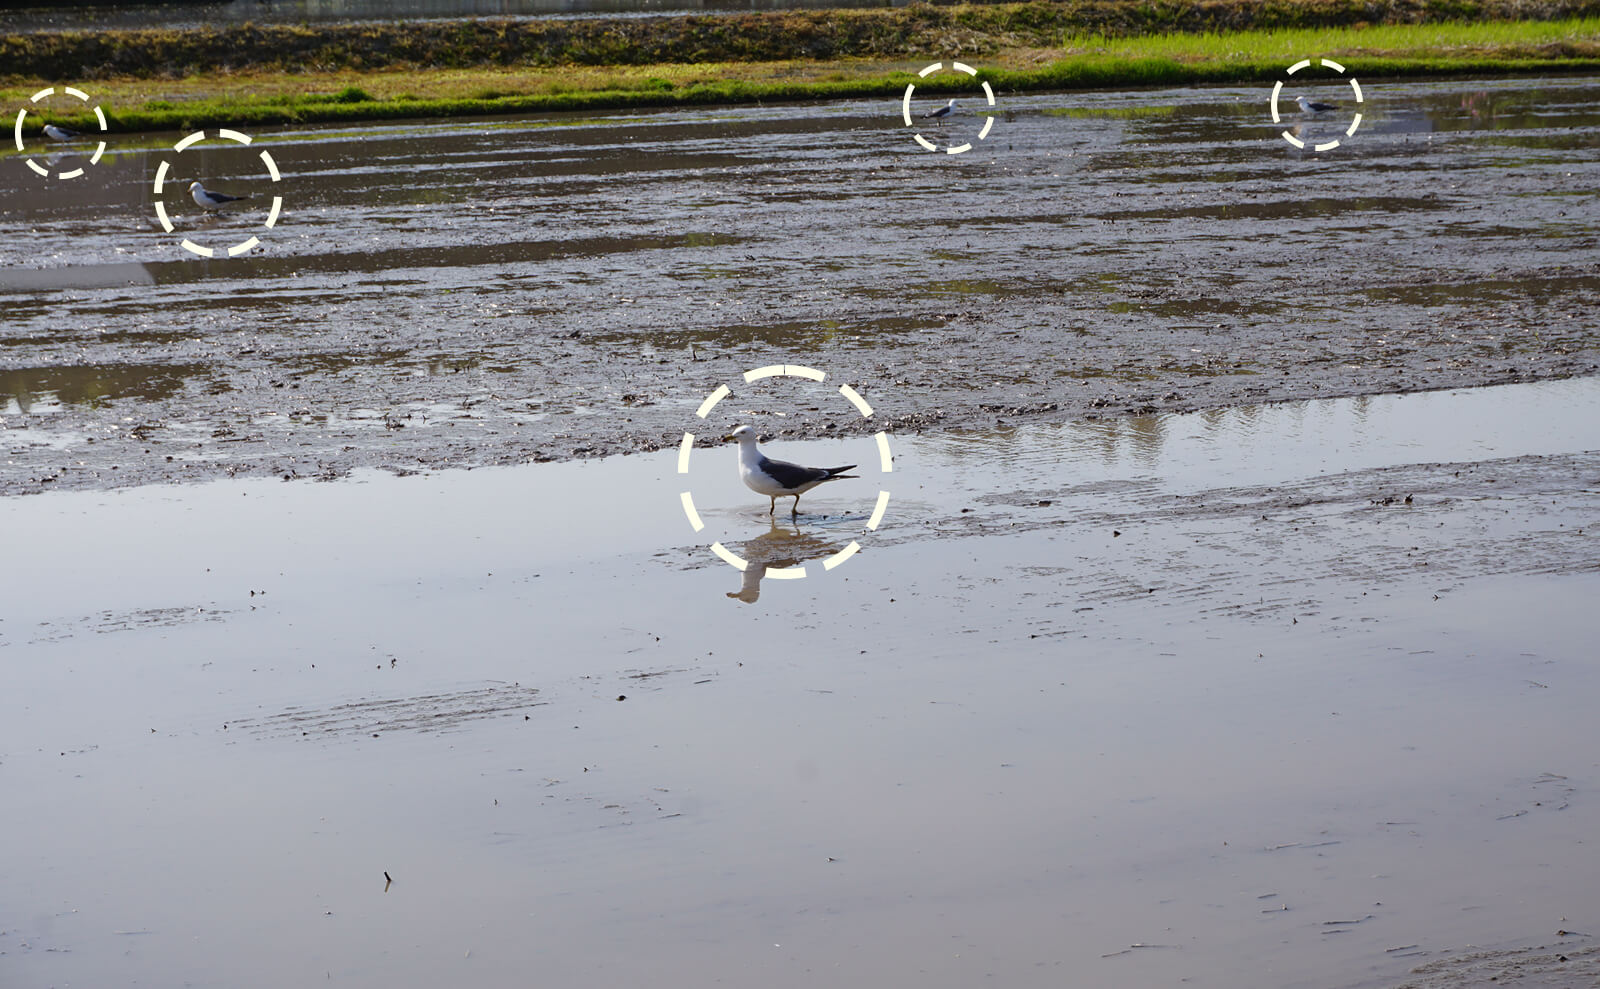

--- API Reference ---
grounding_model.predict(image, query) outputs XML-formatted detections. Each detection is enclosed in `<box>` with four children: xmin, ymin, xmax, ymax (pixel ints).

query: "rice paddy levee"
<box><xmin>3</xmin><ymin>1</ymin><xmax>1599</xmax><ymax>131</ymax></box>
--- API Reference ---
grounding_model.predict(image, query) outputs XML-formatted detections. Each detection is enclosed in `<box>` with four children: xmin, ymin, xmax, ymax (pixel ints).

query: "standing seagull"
<box><xmin>729</xmin><ymin>425</ymin><xmax>857</xmax><ymax>517</ymax></box>
<box><xmin>42</xmin><ymin>123</ymin><xmax>78</xmax><ymax>141</ymax></box>
<box><xmin>1294</xmin><ymin>95</ymin><xmax>1337</xmax><ymax>114</ymax></box>
<box><xmin>921</xmin><ymin>98</ymin><xmax>957</xmax><ymax>122</ymax></box>
<box><xmin>190</xmin><ymin>180</ymin><xmax>247</xmax><ymax>211</ymax></box>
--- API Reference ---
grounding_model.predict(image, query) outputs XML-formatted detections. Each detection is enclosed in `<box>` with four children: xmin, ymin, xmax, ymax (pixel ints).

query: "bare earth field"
<box><xmin>3</xmin><ymin>75</ymin><xmax>1597</xmax><ymax>494</ymax></box>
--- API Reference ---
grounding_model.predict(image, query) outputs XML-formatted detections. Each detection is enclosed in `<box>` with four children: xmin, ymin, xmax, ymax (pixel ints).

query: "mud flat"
<box><xmin>3</xmin><ymin>75</ymin><xmax>1599</xmax><ymax>495</ymax></box>
<box><xmin>3</xmin><ymin>376</ymin><xmax>1598</xmax><ymax>987</ymax></box>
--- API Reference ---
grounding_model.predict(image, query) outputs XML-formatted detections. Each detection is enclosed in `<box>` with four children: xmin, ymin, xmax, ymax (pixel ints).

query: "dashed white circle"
<box><xmin>12</xmin><ymin>87</ymin><xmax>109</xmax><ymax>180</ymax></box>
<box><xmin>902</xmin><ymin>61</ymin><xmax>998</xmax><ymax>155</ymax></box>
<box><xmin>677</xmin><ymin>364</ymin><xmax>893</xmax><ymax>577</ymax></box>
<box><xmin>1270</xmin><ymin>58</ymin><xmax>1366</xmax><ymax>152</ymax></box>
<box><xmin>151</xmin><ymin>128</ymin><xmax>284</xmax><ymax>259</ymax></box>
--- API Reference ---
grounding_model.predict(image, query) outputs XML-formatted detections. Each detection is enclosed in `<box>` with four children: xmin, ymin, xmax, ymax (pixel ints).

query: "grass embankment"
<box><xmin>5</xmin><ymin>2</ymin><xmax>1599</xmax><ymax>133</ymax></box>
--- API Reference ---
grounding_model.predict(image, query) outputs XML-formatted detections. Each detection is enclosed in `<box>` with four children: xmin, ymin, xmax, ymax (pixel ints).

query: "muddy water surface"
<box><xmin>3</xmin><ymin>378</ymin><xmax>1597</xmax><ymax>988</ymax></box>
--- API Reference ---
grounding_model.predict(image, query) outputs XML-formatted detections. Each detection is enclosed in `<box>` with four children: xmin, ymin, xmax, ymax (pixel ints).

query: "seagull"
<box><xmin>1295</xmin><ymin>95</ymin><xmax>1337</xmax><ymax>114</ymax></box>
<box><xmin>729</xmin><ymin>425</ymin><xmax>857</xmax><ymax>517</ymax></box>
<box><xmin>921</xmin><ymin>99</ymin><xmax>957</xmax><ymax>122</ymax></box>
<box><xmin>42</xmin><ymin>123</ymin><xmax>78</xmax><ymax>141</ymax></box>
<box><xmin>190</xmin><ymin>181</ymin><xmax>247</xmax><ymax>210</ymax></box>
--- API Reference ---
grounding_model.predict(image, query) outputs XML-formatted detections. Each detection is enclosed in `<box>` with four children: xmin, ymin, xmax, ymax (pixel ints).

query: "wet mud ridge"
<box><xmin>3</xmin><ymin>78</ymin><xmax>1599</xmax><ymax>495</ymax></box>
<box><xmin>27</xmin><ymin>603</ymin><xmax>232</xmax><ymax>645</ymax></box>
<box><xmin>972</xmin><ymin>450</ymin><xmax>1599</xmax><ymax>623</ymax></box>
<box><xmin>1386</xmin><ymin>943</ymin><xmax>1600</xmax><ymax>988</ymax></box>
<box><xmin>666</xmin><ymin>447</ymin><xmax>1600</xmax><ymax>627</ymax></box>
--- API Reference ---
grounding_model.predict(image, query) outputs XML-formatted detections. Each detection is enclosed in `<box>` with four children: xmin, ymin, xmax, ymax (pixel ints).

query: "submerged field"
<box><xmin>3</xmin><ymin>2</ymin><xmax>1599</xmax><ymax>131</ymax></box>
<box><xmin>6</xmin><ymin>0</ymin><xmax>1600</xmax><ymax>979</ymax></box>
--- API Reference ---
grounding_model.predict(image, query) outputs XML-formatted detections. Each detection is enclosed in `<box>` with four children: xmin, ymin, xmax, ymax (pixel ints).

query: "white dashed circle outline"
<box><xmin>902</xmin><ymin>61</ymin><xmax>997</xmax><ymax>155</ymax></box>
<box><xmin>151</xmin><ymin>128</ymin><xmax>284</xmax><ymax>259</ymax></box>
<box><xmin>677</xmin><ymin>364</ymin><xmax>893</xmax><ymax>577</ymax></box>
<box><xmin>1271</xmin><ymin>58</ymin><xmax>1365</xmax><ymax>152</ymax></box>
<box><xmin>12</xmin><ymin>87</ymin><xmax>108</xmax><ymax>180</ymax></box>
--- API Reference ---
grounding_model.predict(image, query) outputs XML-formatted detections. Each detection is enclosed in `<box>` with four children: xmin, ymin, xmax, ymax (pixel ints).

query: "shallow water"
<box><xmin>4</xmin><ymin>377</ymin><xmax>1597</xmax><ymax>987</ymax></box>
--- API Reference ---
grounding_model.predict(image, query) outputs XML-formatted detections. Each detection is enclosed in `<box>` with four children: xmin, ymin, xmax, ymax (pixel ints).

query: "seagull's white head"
<box><xmin>189</xmin><ymin>181</ymin><xmax>203</xmax><ymax>192</ymax></box>
<box><xmin>728</xmin><ymin>424</ymin><xmax>759</xmax><ymax>445</ymax></box>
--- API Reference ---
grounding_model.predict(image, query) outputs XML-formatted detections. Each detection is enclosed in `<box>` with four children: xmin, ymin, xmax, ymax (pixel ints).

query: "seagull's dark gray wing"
<box><xmin>756</xmin><ymin>456</ymin><xmax>833</xmax><ymax>490</ymax></box>
<box><xmin>209</xmin><ymin>190</ymin><xmax>246</xmax><ymax>202</ymax></box>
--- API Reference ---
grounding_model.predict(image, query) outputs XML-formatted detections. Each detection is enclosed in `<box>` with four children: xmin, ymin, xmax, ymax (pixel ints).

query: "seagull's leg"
<box><xmin>791</xmin><ymin>495</ymin><xmax>801</xmax><ymax>517</ymax></box>
<box><xmin>769</xmin><ymin>496</ymin><xmax>776</xmax><ymax>516</ymax></box>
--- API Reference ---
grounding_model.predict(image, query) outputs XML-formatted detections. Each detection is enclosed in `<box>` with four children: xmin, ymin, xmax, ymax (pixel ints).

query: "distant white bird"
<box><xmin>190</xmin><ymin>181</ymin><xmax>247</xmax><ymax>210</ymax></box>
<box><xmin>729</xmin><ymin>425</ymin><xmax>857</xmax><ymax>517</ymax></box>
<box><xmin>42</xmin><ymin>123</ymin><xmax>78</xmax><ymax>141</ymax></box>
<box><xmin>921</xmin><ymin>99</ymin><xmax>957</xmax><ymax>121</ymax></box>
<box><xmin>1295</xmin><ymin>95</ymin><xmax>1337</xmax><ymax>114</ymax></box>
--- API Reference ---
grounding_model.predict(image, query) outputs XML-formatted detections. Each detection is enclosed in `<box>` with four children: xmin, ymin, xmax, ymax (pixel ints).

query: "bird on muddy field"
<box><xmin>42</xmin><ymin>123</ymin><xmax>78</xmax><ymax>141</ymax></box>
<box><xmin>1295</xmin><ymin>95</ymin><xmax>1338</xmax><ymax>114</ymax></box>
<box><xmin>190</xmin><ymin>181</ymin><xmax>248</xmax><ymax>211</ymax></box>
<box><xmin>921</xmin><ymin>99</ymin><xmax>957</xmax><ymax>122</ymax></box>
<box><xmin>729</xmin><ymin>425</ymin><xmax>857</xmax><ymax>517</ymax></box>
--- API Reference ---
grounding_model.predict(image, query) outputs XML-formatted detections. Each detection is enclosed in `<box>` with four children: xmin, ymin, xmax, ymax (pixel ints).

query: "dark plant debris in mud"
<box><xmin>229</xmin><ymin>685</ymin><xmax>545</xmax><ymax>739</ymax></box>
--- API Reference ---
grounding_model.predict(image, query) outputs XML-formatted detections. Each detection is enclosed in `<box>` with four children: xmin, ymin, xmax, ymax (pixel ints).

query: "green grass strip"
<box><xmin>7</xmin><ymin>17</ymin><xmax>1598</xmax><ymax>134</ymax></box>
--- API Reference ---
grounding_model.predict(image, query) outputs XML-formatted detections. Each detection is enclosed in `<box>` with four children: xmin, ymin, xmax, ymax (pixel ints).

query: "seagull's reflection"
<box><xmin>726</xmin><ymin>520</ymin><xmax>841</xmax><ymax>604</ymax></box>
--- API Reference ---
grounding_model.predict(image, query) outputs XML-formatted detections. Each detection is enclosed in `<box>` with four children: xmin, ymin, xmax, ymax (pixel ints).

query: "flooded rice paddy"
<box><xmin>3</xmin><ymin>73</ymin><xmax>1599</xmax><ymax>987</ymax></box>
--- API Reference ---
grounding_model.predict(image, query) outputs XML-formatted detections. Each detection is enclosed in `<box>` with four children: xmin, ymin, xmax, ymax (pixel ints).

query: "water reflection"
<box><xmin>41</xmin><ymin>151</ymin><xmax>84</xmax><ymax>170</ymax></box>
<box><xmin>725</xmin><ymin>520</ymin><xmax>841</xmax><ymax>603</ymax></box>
<box><xmin>919</xmin><ymin>378</ymin><xmax>1600</xmax><ymax>504</ymax></box>
<box><xmin>1094</xmin><ymin>80</ymin><xmax>1600</xmax><ymax>147</ymax></box>
<box><xmin>0</xmin><ymin>262</ymin><xmax>155</xmax><ymax>294</ymax></box>
<box><xmin>0</xmin><ymin>364</ymin><xmax>209</xmax><ymax>414</ymax></box>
